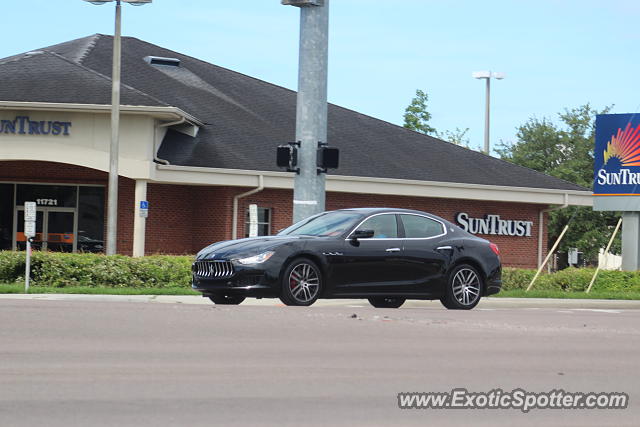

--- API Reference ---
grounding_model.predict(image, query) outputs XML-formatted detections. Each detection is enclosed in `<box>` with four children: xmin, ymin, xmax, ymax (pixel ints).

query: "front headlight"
<box><xmin>233</xmin><ymin>251</ymin><xmax>275</xmax><ymax>265</ymax></box>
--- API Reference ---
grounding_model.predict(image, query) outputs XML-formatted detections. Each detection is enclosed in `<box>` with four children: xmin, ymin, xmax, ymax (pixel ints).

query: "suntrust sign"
<box><xmin>455</xmin><ymin>212</ymin><xmax>533</xmax><ymax>237</ymax></box>
<box><xmin>594</xmin><ymin>114</ymin><xmax>640</xmax><ymax>196</ymax></box>
<box><xmin>0</xmin><ymin>116</ymin><xmax>72</xmax><ymax>136</ymax></box>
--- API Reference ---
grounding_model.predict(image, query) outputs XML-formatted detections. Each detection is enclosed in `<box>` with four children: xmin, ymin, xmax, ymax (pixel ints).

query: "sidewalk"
<box><xmin>2</xmin><ymin>293</ymin><xmax>640</xmax><ymax>309</ymax></box>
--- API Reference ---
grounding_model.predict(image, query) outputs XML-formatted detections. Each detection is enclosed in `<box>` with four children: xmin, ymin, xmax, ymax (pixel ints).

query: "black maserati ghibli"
<box><xmin>192</xmin><ymin>208</ymin><xmax>502</xmax><ymax>309</ymax></box>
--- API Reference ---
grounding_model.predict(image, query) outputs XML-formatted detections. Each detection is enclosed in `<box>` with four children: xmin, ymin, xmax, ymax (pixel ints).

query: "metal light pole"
<box><xmin>472</xmin><ymin>71</ymin><xmax>505</xmax><ymax>155</ymax></box>
<box><xmin>282</xmin><ymin>0</ymin><xmax>330</xmax><ymax>223</ymax></box>
<box><xmin>83</xmin><ymin>0</ymin><xmax>152</xmax><ymax>255</ymax></box>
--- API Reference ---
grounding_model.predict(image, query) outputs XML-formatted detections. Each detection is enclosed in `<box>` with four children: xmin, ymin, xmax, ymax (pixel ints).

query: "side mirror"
<box><xmin>351</xmin><ymin>229</ymin><xmax>375</xmax><ymax>240</ymax></box>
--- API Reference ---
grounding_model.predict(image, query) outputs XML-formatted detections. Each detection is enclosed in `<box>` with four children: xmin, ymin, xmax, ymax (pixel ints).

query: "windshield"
<box><xmin>278</xmin><ymin>211</ymin><xmax>364</xmax><ymax>237</ymax></box>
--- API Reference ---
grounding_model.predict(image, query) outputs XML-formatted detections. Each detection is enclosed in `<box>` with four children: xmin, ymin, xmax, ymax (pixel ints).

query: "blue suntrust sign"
<box><xmin>0</xmin><ymin>116</ymin><xmax>72</xmax><ymax>136</ymax></box>
<box><xmin>594</xmin><ymin>113</ymin><xmax>640</xmax><ymax>196</ymax></box>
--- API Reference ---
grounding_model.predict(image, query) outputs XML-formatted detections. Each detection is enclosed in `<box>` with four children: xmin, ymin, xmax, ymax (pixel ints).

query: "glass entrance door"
<box><xmin>46</xmin><ymin>211</ymin><xmax>75</xmax><ymax>252</ymax></box>
<box><xmin>15</xmin><ymin>208</ymin><xmax>76</xmax><ymax>252</ymax></box>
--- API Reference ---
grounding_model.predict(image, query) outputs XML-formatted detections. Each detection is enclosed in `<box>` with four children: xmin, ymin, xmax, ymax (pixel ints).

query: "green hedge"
<box><xmin>2</xmin><ymin>251</ymin><xmax>639</xmax><ymax>293</ymax></box>
<box><xmin>0</xmin><ymin>251</ymin><xmax>193</xmax><ymax>288</ymax></box>
<box><xmin>502</xmin><ymin>267</ymin><xmax>640</xmax><ymax>293</ymax></box>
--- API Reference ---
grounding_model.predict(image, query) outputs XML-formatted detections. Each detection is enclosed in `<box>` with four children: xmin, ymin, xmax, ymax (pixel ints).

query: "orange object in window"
<box><xmin>16</xmin><ymin>232</ymin><xmax>43</xmax><ymax>242</ymax></box>
<box><xmin>15</xmin><ymin>232</ymin><xmax>73</xmax><ymax>244</ymax></box>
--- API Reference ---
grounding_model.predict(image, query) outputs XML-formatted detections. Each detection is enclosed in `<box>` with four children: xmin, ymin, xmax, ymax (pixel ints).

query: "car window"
<box><xmin>279</xmin><ymin>211</ymin><xmax>364</xmax><ymax>237</ymax></box>
<box><xmin>357</xmin><ymin>214</ymin><xmax>398</xmax><ymax>238</ymax></box>
<box><xmin>400</xmin><ymin>214</ymin><xmax>444</xmax><ymax>238</ymax></box>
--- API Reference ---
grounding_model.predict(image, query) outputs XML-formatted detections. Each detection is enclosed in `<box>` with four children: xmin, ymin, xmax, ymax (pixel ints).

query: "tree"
<box><xmin>496</xmin><ymin>104</ymin><xmax>620</xmax><ymax>261</ymax></box>
<box><xmin>436</xmin><ymin>127</ymin><xmax>470</xmax><ymax>147</ymax></box>
<box><xmin>403</xmin><ymin>89</ymin><xmax>470</xmax><ymax>146</ymax></box>
<box><xmin>403</xmin><ymin>89</ymin><xmax>436</xmax><ymax>135</ymax></box>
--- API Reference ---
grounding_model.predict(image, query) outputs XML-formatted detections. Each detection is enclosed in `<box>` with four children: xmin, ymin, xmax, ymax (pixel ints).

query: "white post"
<box><xmin>23</xmin><ymin>201</ymin><xmax>37</xmax><ymax>293</ymax></box>
<box><xmin>133</xmin><ymin>180</ymin><xmax>148</xmax><ymax>257</ymax></box>
<box><xmin>25</xmin><ymin>239</ymin><xmax>31</xmax><ymax>293</ymax></box>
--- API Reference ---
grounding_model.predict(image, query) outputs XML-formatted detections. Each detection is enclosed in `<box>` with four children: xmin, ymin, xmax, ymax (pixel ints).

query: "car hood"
<box><xmin>196</xmin><ymin>235</ymin><xmax>306</xmax><ymax>260</ymax></box>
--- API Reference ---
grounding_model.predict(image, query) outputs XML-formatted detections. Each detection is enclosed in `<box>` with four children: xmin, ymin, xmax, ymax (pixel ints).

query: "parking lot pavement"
<box><xmin>2</xmin><ymin>292</ymin><xmax>640</xmax><ymax>309</ymax></box>
<box><xmin>0</xmin><ymin>297</ymin><xmax>638</xmax><ymax>427</ymax></box>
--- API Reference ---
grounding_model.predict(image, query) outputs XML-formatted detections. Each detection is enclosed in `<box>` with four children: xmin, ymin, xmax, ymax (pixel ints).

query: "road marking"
<box><xmin>572</xmin><ymin>309</ymin><xmax>622</xmax><ymax>314</ymax></box>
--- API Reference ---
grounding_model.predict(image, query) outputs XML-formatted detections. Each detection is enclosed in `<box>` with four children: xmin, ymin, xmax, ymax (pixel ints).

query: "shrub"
<box><xmin>500</xmin><ymin>268</ymin><xmax>536</xmax><ymax>291</ymax></box>
<box><xmin>0</xmin><ymin>251</ymin><xmax>193</xmax><ymax>289</ymax></box>
<box><xmin>502</xmin><ymin>266</ymin><xmax>640</xmax><ymax>293</ymax></box>
<box><xmin>2</xmin><ymin>250</ymin><xmax>639</xmax><ymax>294</ymax></box>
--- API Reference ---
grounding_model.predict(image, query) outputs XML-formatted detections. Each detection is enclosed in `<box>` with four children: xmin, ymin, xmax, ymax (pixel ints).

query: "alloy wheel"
<box><xmin>451</xmin><ymin>268</ymin><xmax>481</xmax><ymax>306</ymax></box>
<box><xmin>288</xmin><ymin>263</ymin><xmax>320</xmax><ymax>303</ymax></box>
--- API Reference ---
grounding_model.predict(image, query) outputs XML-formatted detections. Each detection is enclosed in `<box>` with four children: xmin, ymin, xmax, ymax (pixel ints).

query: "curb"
<box><xmin>1</xmin><ymin>293</ymin><xmax>640</xmax><ymax>309</ymax></box>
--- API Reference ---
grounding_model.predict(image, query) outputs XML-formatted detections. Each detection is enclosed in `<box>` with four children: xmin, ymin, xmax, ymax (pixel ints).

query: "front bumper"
<box><xmin>191</xmin><ymin>262</ymin><xmax>279</xmax><ymax>297</ymax></box>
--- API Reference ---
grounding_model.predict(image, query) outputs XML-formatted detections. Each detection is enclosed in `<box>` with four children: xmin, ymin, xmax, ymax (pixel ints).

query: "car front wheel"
<box><xmin>280</xmin><ymin>258</ymin><xmax>322</xmax><ymax>306</ymax></box>
<box><xmin>440</xmin><ymin>264</ymin><xmax>482</xmax><ymax>310</ymax></box>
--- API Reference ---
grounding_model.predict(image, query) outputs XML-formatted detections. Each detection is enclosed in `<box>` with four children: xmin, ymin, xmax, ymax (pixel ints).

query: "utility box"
<box><xmin>281</xmin><ymin>0</ymin><xmax>324</xmax><ymax>6</ymax></box>
<box><xmin>567</xmin><ymin>248</ymin><xmax>584</xmax><ymax>267</ymax></box>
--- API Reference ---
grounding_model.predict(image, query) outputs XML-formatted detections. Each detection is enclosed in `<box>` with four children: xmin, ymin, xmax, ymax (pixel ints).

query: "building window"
<box><xmin>245</xmin><ymin>207</ymin><xmax>271</xmax><ymax>237</ymax></box>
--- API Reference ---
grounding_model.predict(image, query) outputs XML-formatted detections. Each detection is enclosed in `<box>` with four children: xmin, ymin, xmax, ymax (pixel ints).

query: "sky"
<box><xmin>2</xmin><ymin>0</ymin><xmax>639</xmax><ymax>152</ymax></box>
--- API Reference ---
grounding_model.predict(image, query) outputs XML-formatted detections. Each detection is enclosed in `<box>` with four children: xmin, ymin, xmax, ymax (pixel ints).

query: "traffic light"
<box><xmin>276</xmin><ymin>142</ymin><xmax>299</xmax><ymax>174</ymax></box>
<box><xmin>317</xmin><ymin>146</ymin><xmax>339</xmax><ymax>174</ymax></box>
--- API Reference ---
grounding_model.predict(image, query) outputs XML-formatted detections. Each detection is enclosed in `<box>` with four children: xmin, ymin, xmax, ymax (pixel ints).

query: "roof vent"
<box><xmin>144</xmin><ymin>56</ymin><xmax>181</xmax><ymax>67</ymax></box>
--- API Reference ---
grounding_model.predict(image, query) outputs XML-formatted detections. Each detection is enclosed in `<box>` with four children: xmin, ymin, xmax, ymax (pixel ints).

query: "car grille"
<box><xmin>192</xmin><ymin>260</ymin><xmax>235</xmax><ymax>279</ymax></box>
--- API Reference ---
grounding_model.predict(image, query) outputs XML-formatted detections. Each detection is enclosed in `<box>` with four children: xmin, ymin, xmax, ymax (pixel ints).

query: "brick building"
<box><xmin>0</xmin><ymin>35</ymin><xmax>591</xmax><ymax>268</ymax></box>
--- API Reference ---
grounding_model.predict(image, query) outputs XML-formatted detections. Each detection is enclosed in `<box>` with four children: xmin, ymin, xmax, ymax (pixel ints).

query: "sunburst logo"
<box><xmin>603</xmin><ymin>123</ymin><xmax>640</xmax><ymax>167</ymax></box>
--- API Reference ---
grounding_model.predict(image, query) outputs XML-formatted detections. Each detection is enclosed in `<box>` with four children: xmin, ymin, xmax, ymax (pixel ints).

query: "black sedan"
<box><xmin>192</xmin><ymin>208</ymin><xmax>502</xmax><ymax>309</ymax></box>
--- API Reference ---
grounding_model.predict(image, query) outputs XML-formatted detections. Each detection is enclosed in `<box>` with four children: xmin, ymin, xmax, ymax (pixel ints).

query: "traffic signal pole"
<box><xmin>285</xmin><ymin>0</ymin><xmax>330</xmax><ymax>223</ymax></box>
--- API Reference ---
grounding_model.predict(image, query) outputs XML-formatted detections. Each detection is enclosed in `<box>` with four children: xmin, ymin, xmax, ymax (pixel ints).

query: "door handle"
<box><xmin>385</xmin><ymin>247</ymin><xmax>401</xmax><ymax>253</ymax></box>
<box><xmin>436</xmin><ymin>246</ymin><xmax>452</xmax><ymax>251</ymax></box>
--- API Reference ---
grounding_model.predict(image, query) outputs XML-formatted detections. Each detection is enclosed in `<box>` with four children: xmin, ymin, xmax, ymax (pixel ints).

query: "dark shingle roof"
<box><xmin>0</xmin><ymin>34</ymin><xmax>585</xmax><ymax>192</ymax></box>
<box><xmin>0</xmin><ymin>48</ymin><xmax>165</xmax><ymax>107</ymax></box>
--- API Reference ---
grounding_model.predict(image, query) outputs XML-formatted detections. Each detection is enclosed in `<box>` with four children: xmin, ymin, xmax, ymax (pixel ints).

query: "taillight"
<box><xmin>489</xmin><ymin>243</ymin><xmax>500</xmax><ymax>256</ymax></box>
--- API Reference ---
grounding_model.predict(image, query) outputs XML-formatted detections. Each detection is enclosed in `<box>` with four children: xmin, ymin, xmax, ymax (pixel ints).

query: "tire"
<box><xmin>440</xmin><ymin>264</ymin><xmax>483</xmax><ymax>310</ymax></box>
<box><xmin>368</xmin><ymin>297</ymin><xmax>405</xmax><ymax>308</ymax></box>
<box><xmin>209</xmin><ymin>294</ymin><xmax>246</xmax><ymax>305</ymax></box>
<box><xmin>279</xmin><ymin>258</ymin><xmax>322</xmax><ymax>306</ymax></box>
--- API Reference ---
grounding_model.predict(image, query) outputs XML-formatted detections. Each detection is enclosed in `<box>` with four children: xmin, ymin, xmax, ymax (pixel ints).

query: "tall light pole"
<box><xmin>282</xmin><ymin>0</ymin><xmax>330</xmax><ymax>223</ymax></box>
<box><xmin>472</xmin><ymin>71</ymin><xmax>505</xmax><ymax>155</ymax></box>
<box><xmin>83</xmin><ymin>0</ymin><xmax>152</xmax><ymax>255</ymax></box>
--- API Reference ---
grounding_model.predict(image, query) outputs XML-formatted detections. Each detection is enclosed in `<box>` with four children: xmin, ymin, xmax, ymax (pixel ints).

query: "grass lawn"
<box><xmin>0</xmin><ymin>283</ymin><xmax>198</xmax><ymax>295</ymax></box>
<box><xmin>495</xmin><ymin>289</ymin><xmax>640</xmax><ymax>300</ymax></box>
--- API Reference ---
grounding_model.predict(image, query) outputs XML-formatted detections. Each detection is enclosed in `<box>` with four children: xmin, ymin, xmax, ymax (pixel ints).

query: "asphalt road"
<box><xmin>0</xmin><ymin>297</ymin><xmax>638</xmax><ymax>426</ymax></box>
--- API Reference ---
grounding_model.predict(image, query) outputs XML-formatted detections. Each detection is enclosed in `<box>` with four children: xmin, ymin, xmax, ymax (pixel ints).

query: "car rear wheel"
<box><xmin>280</xmin><ymin>258</ymin><xmax>322</xmax><ymax>306</ymax></box>
<box><xmin>208</xmin><ymin>294</ymin><xmax>246</xmax><ymax>305</ymax></box>
<box><xmin>440</xmin><ymin>264</ymin><xmax>482</xmax><ymax>310</ymax></box>
<box><xmin>368</xmin><ymin>297</ymin><xmax>405</xmax><ymax>308</ymax></box>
